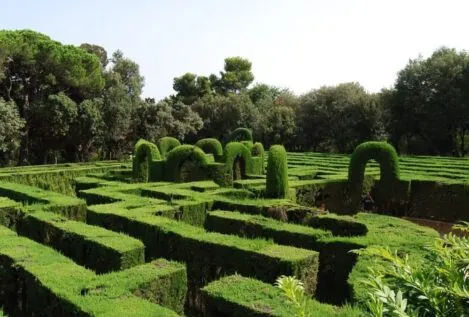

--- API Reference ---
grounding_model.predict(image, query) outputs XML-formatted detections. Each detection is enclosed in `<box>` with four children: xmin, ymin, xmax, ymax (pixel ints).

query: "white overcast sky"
<box><xmin>2</xmin><ymin>0</ymin><xmax>469</xmax><ymax>99</ymax></box>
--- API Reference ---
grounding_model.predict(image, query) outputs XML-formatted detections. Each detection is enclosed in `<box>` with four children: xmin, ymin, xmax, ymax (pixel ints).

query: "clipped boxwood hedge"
<box><xmin>165</xmin><ymin>145</ymin><xmax>209</xmax><ymax>182</ymax></box>
<box><xmin>266</xmin><ymin>145</ymin><xmax>289</xmax><ymax>198</ymax></box>
<box><xmin>195</xmin><ymin>138</ymin><xmax>224</xmax><ymax>159</ymax></box>
<box><xmin>158</xmin><ymin>137</ymin><xmax>181</xmax><ymax>157</ymax></box>
<box><xmin>229</xmin><ymin>128</ymin><xmax>253</xmax><ymax>142</ymax></box>
<box><xmin>133</xmin><ymin>139</ymin><xmax>161</xmax><ymax>181</ymax></box>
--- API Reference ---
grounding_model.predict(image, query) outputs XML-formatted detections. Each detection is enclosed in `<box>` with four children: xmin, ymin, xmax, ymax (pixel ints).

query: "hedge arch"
<box><xmin>133</xmin><ymin>139</ymin><xmax>161</xmax><ymax>181</ymax></box>
<box><xmin>195</xmin><ymin>138</ymin><xmax>223</xmax><ymax>159</ymax></box>
<box><xmin>229</xmin><ymin>128</ymin><xmax>253</xmax><ymax>142</ymax></box>
<box><xmin>266</xmin><ymin>145</ymin><xmax>289</xmax><ymax>198</ymax></box>
<box><xmin>251</xmin><ymin>142</ymin><xmax>264</xmax><ymax>157</ymax></box>
<box><xmin>165</xmin><ymin>145</ymin><xmax>209</xmax><ymax>182</ymax></box>
<box><xmin>223</xmin><ymin>142</ymin><xmax>252</xmax><ymax>180</ymax></box>
<box><xmin>348</xmin><ymin>141</ymin><xmax>400</xmax><ymax>190</ymax></box>
<box><xmin>158</xmin><ymin>137</ymin><xmax>181</xmax><ymax>157</ymax></box>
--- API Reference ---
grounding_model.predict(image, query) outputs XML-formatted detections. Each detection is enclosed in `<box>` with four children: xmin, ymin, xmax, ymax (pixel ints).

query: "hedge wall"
<box><xmin>229</xmin><ymin>127</ymin><xmax>253</xmax><ymax>142</ymax></box>
<box><xmin>165</xmin><ymin>145</ymin><xmax>209</xmax><ymax>182</ymax></box>
<box><xmin>133</xmin><ymin>139</ymin><xmax>161</xmax><ymax>181</ymax></box>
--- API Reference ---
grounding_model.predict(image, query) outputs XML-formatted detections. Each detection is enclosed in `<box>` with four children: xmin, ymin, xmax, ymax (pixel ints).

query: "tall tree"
<box><xmin>79</xmin><ymin>43</ymin><xmax>108</xmax><ymax>68</ymax></box>
<box><xmin>0</xmin><ymin>30</ymin><xmax>105</xmax><ymax>162</ymax></box>
<box><xmin>211</xmin><ymin>57</ymin><xmax>254</xmax><ymax>94</ymax></box>
<box><xmin>0</xmin><ymin>98</ymin><xmax>25</xmax><ymax>166</ymax></box>
<box><xmin>387</xmin><ymin>47</ymin><xmax>469</xmax><ymax>155</ymax></box>
<box><xmin>173</xmin><ymin>73</ymin><xmax>212</xmax><ymax>104</ymax></box>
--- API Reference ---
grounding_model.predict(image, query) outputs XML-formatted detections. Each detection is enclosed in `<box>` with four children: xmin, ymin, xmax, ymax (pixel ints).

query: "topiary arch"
<box><xmin>265</xmin><ymin>145</ymin><xmax>289</xmax><ymax>198</ymax></box>
<box><xmin>195</xmin><ymin>138</ymin><xmax>223</xmax><ymax>159</ymax></box>
<box><xmin>229</xmin><ymin>128</ymin><xmax>253</xmax><ymax>142</ymax></box>
<box><xmin>223</xmin><ymin>142</ymin><xmax>252</xmax><ymax>181</ymax></box>
<box><xmin>165</xmin><ymin>145</ymin><xmax>209</xmax><ymax>182</ymax></box>
<box><xmin>133</xmin><ymin>139</ymin><xmax>161</xmax><ymax>181</ymax></box>
<box><xmin>158</xmin><ymin>137</ymin><xmax>181</xmax><ymax>157</ymax></box>
<box><xmin>348</xmin><ymin>141</ymin><xmax>400</xmax><ymax>190</ymax></box>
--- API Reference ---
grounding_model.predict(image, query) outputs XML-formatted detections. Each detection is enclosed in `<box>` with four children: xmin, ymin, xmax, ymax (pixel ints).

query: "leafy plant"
<box><xmin>276</xmin><ymin>275</ymin><xmax>310</xmax><ymax>317</ymax></box>
<box><xmin>353</xmin><ymin>222</ymin><xmax>469</xmax><ymax>317</ymax></box>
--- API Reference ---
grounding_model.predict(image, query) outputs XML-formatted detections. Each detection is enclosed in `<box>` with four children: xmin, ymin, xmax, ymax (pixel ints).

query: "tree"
<box><xmin>0</xmin><ymin>30</ymin><xmax>105</xmax><ymax>162</ymax></box>
<box><xmin>29</xmin><ymin>93</ymin><xmax>78</xmax><ymax>163</ymax></box>
<box><xmin>69</xmin><ymin>98</ymin><xmax>104</xmax><ymax>161</ymax></box>
<box><xmin>131</xmin><ymin>99</ymin><xmax>203</xmax><ymax>143</ymax></box>
<box><xmin>79</xmin><ymin>43</ymin><xmax>108</xmax><ymax>68</ymax></box>
<box><xmin>192</xmin><ymin>93</ymin><xmax>259</xmax><ymax>141</ymax></box>
<box><xmin>254</xmin><ymin>90</ymin><xmax>298</xmax><ymax>149</ymax></box>
<box><xmin>387</xmin><ymin>47</ymin><xmax>469</xmax><ymax>156</ymax></box>
<box><xmin>248</xmin><ymin>83</ymin><xmax>282</xmax><ymax>105</ymax></box>
<box><xmin>173</xmin><ymin>73</ymin><xmax>212</xmax><ymax>104</ymax></box>
<box><xmin>211</xmin><ymin>57</ymin><xmax>254</xmax><ymax>94</ymax></box>
<box><xmin>0</xmin><ymin>98</ymin><xmax>24</xmax><ymax>165</ymax></box>
<box><xmin>297</xmin><ymin>83</ymin><xmax>383</xmax><ymax>153</ymax></box>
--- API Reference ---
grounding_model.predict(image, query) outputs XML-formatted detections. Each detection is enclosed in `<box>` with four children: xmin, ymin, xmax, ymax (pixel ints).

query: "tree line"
<box><xmin>1</xmin><ymin>29</ymin><xmax>469</xmax><ymax>166</ymax></box>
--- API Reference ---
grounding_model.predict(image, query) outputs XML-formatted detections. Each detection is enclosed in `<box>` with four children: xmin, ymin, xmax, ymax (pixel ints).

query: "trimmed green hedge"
<box><xmin>165</xmin><ymin>145</ymin><xmax>209</xmax><ymax>182</ymax></box>
<box><xmin>87</xmin><ymin>203</ymin><xmax>320</xmax><ymax>300</ymax></box>
<box><xmin>158</xmin><ymin>137</ymin><xmax>181</xmax><ymax>157</ymax></box>
<box><xmin>201</xmin><ymin>275</ymin><xmax>363</xmax><ymax>317</ymax></box>
<box><xmin>0</xmin><ymin>225</ymin><xmax>185</xmax><ymax>316</ymax></box>
<box><xmin>348</xmin><ymin>141</ymin><xmax>400</xmax><ymax>189</ymax></box>
<box><xmin>133</xmin><ymin>139</ymin><xmax>161</xmax><ymax>181</ymax></box>
<box><xmin>229</xmin><ymin>127</ymin><xmax>253</xmax><ymax>142</ymax></box>
<box><xmin>266</xmin><ymin>145</ymin><xmax>289</xmax><ymax>198</ymax></box>
<box><xmin>0</xmin><ymin>206</ymin><xmax>145</xmax><ymax>273</ymax></box>
<box><xmin>0</xmin><ymin>182</ymin><xmax>87</xmax><ymax>221</ymax></box>
<box><xmin>195</xmin><ymin>138</ymin><xmax>224</xmax><ymax>159</ymax></box>
<box><xmin>223</xmin><ymin>142</ymin><xmax>253</xmax><ymax>181</ymax></box>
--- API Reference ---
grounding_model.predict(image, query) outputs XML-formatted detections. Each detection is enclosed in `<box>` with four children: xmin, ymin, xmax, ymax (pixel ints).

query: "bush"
<box><xmin>252</xmin><ymin>142</ymin><xmax>265</xmax><ymax>157</ymax></box>
<box><xmin>348</xmin><ymin>141</ymin><xmax>400</xmax><ymax>189</ymax></box>
<box><xmin>223</xmin><ymin>142</ymin><xmax>252</xmax><ymax>180</ymax></box>
<box><xmin>229</xmin><ymin>128</ymin><xmax>253</xmax><ymax>142</ymax></box>
<box><xmin>165</xmin><ymin>145</ymin><xmax>208</xmax><ymax>182</ymax></box>
<box><xmin>353</xmin><ymin>222</ymin><xmax>469</xmax><ymax>317</ymax></box>
<box><xmin>158</xmin><ymin>137</ymin><xmax>181</xmax><ymax>157</ymax></box>
<box><xmin>133</xmin><ymin>139</ymin><xmax>161</xmax><ymax>181</ymax></box>
<box><xmin>266</xmin><ymin>145</ymin><xmax>289</xmax><ymax>198</ymax></box>
<box><xmin>195</xmin><ymin>138</ymin><xmax>223</xmax><ymax>159</ymax></box>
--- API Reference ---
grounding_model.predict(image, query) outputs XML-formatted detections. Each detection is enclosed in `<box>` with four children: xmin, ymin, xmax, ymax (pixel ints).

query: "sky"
<box><xmin>2</xmin><ymin>0</ymin><xmax>469</xmax><ymax>100</ymax></box>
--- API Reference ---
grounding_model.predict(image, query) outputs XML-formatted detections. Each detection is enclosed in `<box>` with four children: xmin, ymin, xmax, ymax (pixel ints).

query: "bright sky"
<box><xmin>2</xmin><ymin>0</ymin><xmax>469</xmax><ymax>99</ymax></box>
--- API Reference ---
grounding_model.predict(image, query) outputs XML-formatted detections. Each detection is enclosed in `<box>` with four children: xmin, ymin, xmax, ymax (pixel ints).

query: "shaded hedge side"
<box><xmin>229</xmin><ymin>128</ymin><xmax>253</xmax><ymax>142</ymax></box>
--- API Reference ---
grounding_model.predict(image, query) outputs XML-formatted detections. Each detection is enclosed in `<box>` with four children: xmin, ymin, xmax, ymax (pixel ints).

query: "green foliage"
<box><xmin>266</xmin><ymin>145</ymin><xmax>289</xmax><ymax>198</ymax></box>
<box><xmin>385</xmin><ymin>47</ymin><xmax>469</xmax><ymax>156</ymax></box>
<box><xmin>133</xmin><ymin>139</ymin><xmax>161</xmax><ymax>181</ymax></box>
<box><xmin>0</xmin><ymin>98</ymin><xmax>24</xmax><ymax>166</ymax></box>
<box><xmin>195</xmin><ymin>138</ymin><xmax>223</xmax><ymax>158</ymax></box>
<box><xmin>79</xmin><ymin>43</ymin><xmax>108</xmax><ymax>67</ymax></box>
<box><xmin>223</xmin><ymin>142</ymin><xmax>253</xmax><ymax>181</ymax></box>
<box><xmin>252</xmin><ymin>142</ymin><xmax>264</xmax><ymax>157</ymax></box>
<box><xmin>276</xmin><ymin>276</ymin><xmax>310</xmax><ymax>317</ymax></box>
<box><xmin>211</xmin><ymin>57</ymin><xmax>254</xmax><ymax>94</ymax></box>
<box><xmin>157</xmin><ymin>137</ymin><xmax>181</xmax><ymax>157</ymax></box>
<box><xmin>164</xmin><ymin>145</ymin><xmax>208</xmax><ymax>182</ymax></box>
<box><xmin>297</xmin><ymin>83</ymin><xmax>384</xmax><ymax>152</ymax></box>
<box><xmin>354</xmin><ymin>222</ymin><xmax>469</xmax><ymax>316</ymax></box>
<box><xmin>348</xmin><ymin>141</ymin><xmax>400</xmax><ymax>190</ymax></box>
<box><xmin>229</xmin><ymin>128</ymin><xmax>253</xmax><ymax>142</ymax></box>
<box><xmin>192</xmin><ymin>93</ymin><xmax>259</xmax><ymax>141</ymax></box>
<box><xmin>173</xmin><ymin>73</ymin><xmax>212</xmax><ymax>104</ymax></box>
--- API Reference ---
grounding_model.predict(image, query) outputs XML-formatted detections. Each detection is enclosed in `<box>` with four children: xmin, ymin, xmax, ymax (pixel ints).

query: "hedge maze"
<box><xmin>0</xmin><ymin>133</ymin><xmax>463</xmax><ymax>316</ymax></box>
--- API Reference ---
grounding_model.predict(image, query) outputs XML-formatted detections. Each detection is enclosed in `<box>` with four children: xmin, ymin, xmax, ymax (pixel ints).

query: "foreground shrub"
<box><xmin>158</xmin><ymin>136</ymin><xmax>181</xmax><ymax>157</ymax></box>
<box><xmin>266</xmin><ymin>145</ymin><xmax>289</xmax><ymax>198</ymax></box>
<box><xmin>353</xmin><ymin>222</ymin><xmax>469</xmax><ymax>317</ymax></box>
